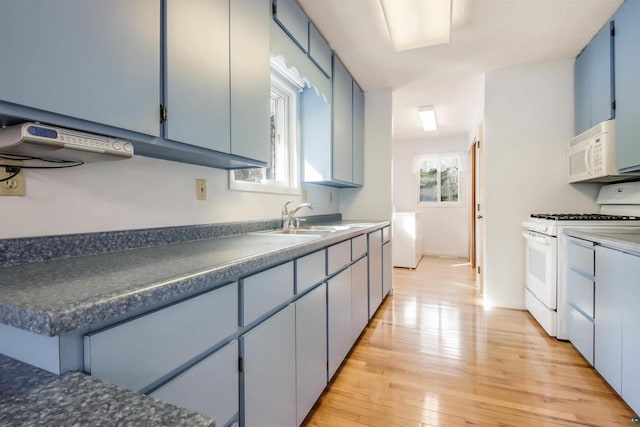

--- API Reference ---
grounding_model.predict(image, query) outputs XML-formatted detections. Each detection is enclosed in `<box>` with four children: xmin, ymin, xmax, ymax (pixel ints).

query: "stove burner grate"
<box><xmin>531</xmin><ymin>213</ymin><xmax>640</xmax><ymax>221</ymax></box>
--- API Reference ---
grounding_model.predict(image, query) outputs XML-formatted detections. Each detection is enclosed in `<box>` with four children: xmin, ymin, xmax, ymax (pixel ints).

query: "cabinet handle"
<box><xmin>160</xmin><ymin>104</ymin><xmax>168</xmax><ymax>123</ymax></box>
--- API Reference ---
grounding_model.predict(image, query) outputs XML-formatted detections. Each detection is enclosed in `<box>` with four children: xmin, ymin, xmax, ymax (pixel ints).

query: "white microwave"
<box><xmin>567</xmin><ymin>120</ymin><xmax>640</xmax><ymax>183</ymax></box>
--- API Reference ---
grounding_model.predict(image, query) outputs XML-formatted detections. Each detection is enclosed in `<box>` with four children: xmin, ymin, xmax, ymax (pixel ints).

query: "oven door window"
<box><xmin>524</xmin><ymin>232</ymin><xmax>557</xmax><ymax>309</ymax></box>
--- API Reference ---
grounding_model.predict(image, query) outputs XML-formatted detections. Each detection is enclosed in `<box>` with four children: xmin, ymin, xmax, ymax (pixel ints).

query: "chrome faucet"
<box><xmin>283</xmin><ymin>203</ymin><xmax>314</xmax><ymax>230</ymax></box>
<box><xmin>281</xmin><ymin>200</ymin><xmax>295</xmax><ymax>224</ymax></box>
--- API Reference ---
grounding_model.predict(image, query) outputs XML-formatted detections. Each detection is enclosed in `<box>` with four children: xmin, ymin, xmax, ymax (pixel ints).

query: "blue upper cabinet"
<box><xmin>352</xmin><ymin>82</ymin><xmax>365</xmax><ymax>186</ymax></box>
<box><xmin>613</xmin><ymin>0</ymin><xmax>640</xmax><ymax>173</ymax></box>
<box><xmin>230</xmin><ymin>0</ymin><xmax>271</xmax><ymax>163</ymax></box>
<box><xmin>165</xmin><ymin>0</ymin><xmax>230</xmax><ymax>153</ymax></box>
<box><xmin>332</xmin><ymin>55</ymin><xmax>354</xmax><ymax>184</ymax></box>
<box><xmin>0</xmin><ymin>0</ymin><xmax>160</xmax><ymax>137</ymax></box>
<box><xmin>273</xmin><ymin>0</ymin><xmax>309</xmax><ymax>52</ymax></box>
<box><xmin>308</xmin><ymin>23</ymin><xmax>332</xmax><ymax>78</ymax></box>
<box><xmin>0</xmin><ymin>0</ymin><xmax>271</xmax><ymax>169</ymax></box>
<box><xmin>301</xmin><ymin>55</ymin><xmax>364</xmax><ymax>188</ymax></box>
<box><xmin>574</xmin><ymin>21</ymin><xmax>614</xmax><ymax>135</ymax></box>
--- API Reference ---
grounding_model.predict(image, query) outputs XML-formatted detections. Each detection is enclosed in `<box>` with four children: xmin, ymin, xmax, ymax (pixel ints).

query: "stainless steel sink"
<box><xmin>252</xmin><ymin>223</ymin><xmax>374</xmax><ymax>237</ymax></box>
<box><xmin>256</xmin><ymin>228</ymin><xmax>335</xmax><ymax>235</ymax></box>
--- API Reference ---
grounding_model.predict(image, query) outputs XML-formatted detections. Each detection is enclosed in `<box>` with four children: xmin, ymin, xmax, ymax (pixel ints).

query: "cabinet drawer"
<box><xmin>241</xmin><ymin>262</ymin><xmax>294</xmax><ymax>326</ymax></box>
<box><xmin>296</xmin><ymin>250</ymin><xmax>326</xmax><ymax>294</ymax></box>
<box><xmin>150</xmin><ymin>340</ymin><xmax>238</xmax><ymax>426</ymax></box>
<box><xmin>568</xmin><ymin>306</ymin><xmax>594</xmax><ymax>365</ymax></box>
<box><xmin>84</xmin><ymin>282</ymin><xmax>238</xmax><ymax>392</ymax></box>
<box><xmin>568</xmin><ymin>239</ymin><xmax>594</xmax><ymax>276</ymax></box>
<box><xmin>567</xmin><ymin>269</ymin><xmax>594</xmax><ymax>318</ymax></box>
<box><xmin>327</xmin><ymin>240</ymin><xmax>351</xmax><ymax>275</ymax></box>
<box><xmin>351</xmin><ymin>235</ymin><xmax>367</xmax><ymax>260</ymax></box>
<box><xmin>382</xmin><ymin>226</ymin><xmax>390</xmax><ymax>243</ymax></box>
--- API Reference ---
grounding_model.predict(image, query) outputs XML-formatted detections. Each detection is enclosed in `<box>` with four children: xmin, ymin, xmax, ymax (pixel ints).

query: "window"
<box><xmin>417</xmin><ymin>154</ymin><xmax>460</xmax><ymax>204</ymax></box>
<box><xmin>230</xmin><ymin>59</ymin><xmax>302</xmax><ymax>194</ymax></box>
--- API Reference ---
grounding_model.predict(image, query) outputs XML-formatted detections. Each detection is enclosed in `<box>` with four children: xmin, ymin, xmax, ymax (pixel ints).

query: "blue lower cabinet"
<box><xmin>150</xmin><ymin>340</ymin><xmax>239</xmax><ymax>427</ymax></box>
<box><xmin>327</xmin><ymin>267</ymin><xmax>352</xmax><ymax>380</ymax></box>
<box><xmin>241</xmin><ymin>305</ymin><xmax>296</xmax><ymax>427</ymax></box>
<box><xmin>295</xmin><ymin>284</ymin><xmax>328</xmax><ymax>425</ymax></box>
<box><xmin>595</xmin><ymin>246</ymin><xmax>640</xmax><ymax>416</ymax></box>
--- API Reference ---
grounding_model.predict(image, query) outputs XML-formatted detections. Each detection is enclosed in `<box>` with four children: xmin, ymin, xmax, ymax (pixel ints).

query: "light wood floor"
<box><xmin>304</xmin><ymin>256</ymin><xmax>635</xmax><ymax>427</ymax></box>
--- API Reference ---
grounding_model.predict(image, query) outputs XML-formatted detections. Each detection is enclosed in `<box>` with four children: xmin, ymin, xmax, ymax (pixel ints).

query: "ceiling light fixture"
<box><xmin>380</xmin><ymin>0</ymin><xmax>452</xmax><ymax>51</ymax></box>
<box><xmin>418</xmin><ymin>106</ymin><xmax>438</xmax><ymax>131</ymax></box>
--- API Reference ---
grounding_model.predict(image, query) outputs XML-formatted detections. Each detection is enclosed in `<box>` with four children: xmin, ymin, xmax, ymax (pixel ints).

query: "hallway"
<box><xmin>305</xmin><ymin>256</ymin><xmax>634</xmax><ymax>426</ymax></box>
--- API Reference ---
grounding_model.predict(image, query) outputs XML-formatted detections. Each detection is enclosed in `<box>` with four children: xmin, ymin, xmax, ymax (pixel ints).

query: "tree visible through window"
<box><xmin>418</xmin><ymin>154</ymin><xmax>460</xmax><ymax>203</ymax></box>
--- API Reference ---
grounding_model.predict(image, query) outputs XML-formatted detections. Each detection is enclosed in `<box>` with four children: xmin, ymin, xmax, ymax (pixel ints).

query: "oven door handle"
<box><xmin>522</xmin><ymin>231</ymin><xmax>552</xmax><ymax>245</ymax></box>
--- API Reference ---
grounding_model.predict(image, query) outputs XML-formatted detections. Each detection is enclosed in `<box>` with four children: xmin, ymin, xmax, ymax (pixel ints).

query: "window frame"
<box><xmin>229</xmin><ymin>60</ymin><xmax>302</xmax><ymax>195</ymax></box>
<box><xmin>415</xmin><ymin>152</ymin><xmax>462</xmax><ymax>207</ymax></box>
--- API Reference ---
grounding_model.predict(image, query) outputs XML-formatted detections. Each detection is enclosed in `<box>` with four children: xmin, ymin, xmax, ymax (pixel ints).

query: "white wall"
<box><xmin>341</xmin><ymin>89</ymin><xmax>393</xmax><ymax>221</ymax></box>
<box><xmin>483</xmin><ymin>59</ymin><xmax>600</xmax><ymax>309</ymax></box>
<box><xmin>0</xmin><ymin>156</ymin><xmax>339</xmax><ymax>238</ymax></box>
<box><xmin>393</xmin><ymin>136</ymin><xmax>470</xmax><ymax>257</ymax></box>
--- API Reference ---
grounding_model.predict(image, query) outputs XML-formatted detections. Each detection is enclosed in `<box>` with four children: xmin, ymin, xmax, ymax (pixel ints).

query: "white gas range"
<box><xmin>523</xmin><ymin>182</ymin><xmax>640</xmax><ymax>339</ymax></box>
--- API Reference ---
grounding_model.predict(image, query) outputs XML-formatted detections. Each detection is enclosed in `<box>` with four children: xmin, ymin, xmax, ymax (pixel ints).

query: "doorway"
<box><xmin>469</xmin><ymin>122</ymin><xmax>484</xmax><ymax>294</ymax></box>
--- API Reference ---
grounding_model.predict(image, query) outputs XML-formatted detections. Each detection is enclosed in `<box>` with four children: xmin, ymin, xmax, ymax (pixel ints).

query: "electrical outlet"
<box><xmin>300</xmin><ymin>189</ymin><xmax>308</xmax><ymax>202</ymax></box>
<box><xmin>0</xmin><ymin>159</ymin><xmax>25</xmax><ymax>197</ymax></box>
<box><xmin>196</xmin><ymin>178</ymin><xmax>207</xmax><ymax>200</ymax></box>
<box><xmin>329</xmin><ymin>191</ymin><xmax>333</xmax><ymax>203</ymax></box>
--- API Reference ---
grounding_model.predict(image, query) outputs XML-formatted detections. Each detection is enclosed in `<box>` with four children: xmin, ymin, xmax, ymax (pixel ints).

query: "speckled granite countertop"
<box><xmin>0</xmin><ymin>353</ymin><xmax>214</xmax><ymax>426</ymax></box>
<box><xmin>0</xmin><ymin>221</ymin><xmax>388</xmax><ymax>337</ymax></box>
<box><xmin>565</xmin><ymin>228</ymin><xmax>640</xmax><ymax>256</ymax></box>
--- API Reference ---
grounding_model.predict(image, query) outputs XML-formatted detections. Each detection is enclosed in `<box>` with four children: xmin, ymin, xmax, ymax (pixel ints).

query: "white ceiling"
<box><xmin>298</xmin><ymin>0</ymin><xmax>623</xmax><ymax>142</ymax></box>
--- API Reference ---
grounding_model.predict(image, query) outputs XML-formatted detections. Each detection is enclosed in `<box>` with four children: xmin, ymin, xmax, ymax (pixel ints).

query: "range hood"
<box><xmin>0</xmin><ymin>122</ymin><xmax>134</xmax><ymax>162</ymax></box>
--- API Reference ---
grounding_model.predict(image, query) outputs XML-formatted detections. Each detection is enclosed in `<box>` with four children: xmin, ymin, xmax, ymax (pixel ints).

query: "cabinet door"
<box><xmin>368</xmin><ymin>230</ymin><xmax>383</xmax><ymax>318</ymax></box>
<box><xmin>382</xmin><ymin>241</ymin><xmax>393</xmax><ymax>297</ymax></box>
<box><xmin>230</xmin><ymin>0</ymin><xmax>270</xmax><ymax>162</ymax></box>
<box><xmin>0</xmin><ymin>0</ymin><xmax>160</xmax><ymax>136</ymax></box>
<box><xmin>588</xmin><ymin>22</ymin><xmax>614</xmax><ymax>128</ymax></box>
<box><xmin>165</xmin><ymin>0</ymin><xmax>230</xmax><ymax>153</ymax></box>
<box><xmin>594</xmin><ymin>246</ymin><xmax>623</xmax><ymax>394</ymax></box>
<box><xmin>614</xmin><ymin>0</ymin><xmax>640</xmax><ymax>172</ymax></box>
<box><xmin>308</xmin><ymin>23</ymin><xmax>332</xmax><ymax>77</ymax></box>
<box><xmin>150</xmin><ymin>340</ymin><xmax>239</xmax><ymax>427</ymax></box>
<box><xmin>574</xmin><ymin>50</ymin><xmax>590</xmax><ymax>135</ymax></box>
<box><xmin>242</xmin><ymin>305</ymin><xmax>296</xmax><ymax>427</ymax></box>
<box><xmin>332</xmin><ymin>56</ymin><xmax>354</xmax><ymax>183</ymax></box>
<box><xmin>301</xmin><ymin>87</ymin><xmax>332</xmax><ymax>182</ymax></box>
<box><xmin>295</xmin><ymin>284</ymin><xmax>327</xmax><ymax>425</ymax></box>
<box><xmin>619</xmin><ymin>250</ymin><xmax>640</xmax><ymax>415</ymax></box>
<box><xmin>273</xmin><ymin>0</ymin><xmax>309</xmax><ymax>52</ymax></box>
<box><xmin>352</xmin><ymin>82</ymin><xmax>365</xmax><ymax>186</ymax></box>
<box><xmin>351</xmin><ymin>258</ymin><xmax>368</xmax><ymax>342</ymax></box>
<box><xmin>327</xmin><ymin>267</ymin><xmax>352</xmax><ymax>380</ymax></box>
<box><xmin>573</xmin><ymin>21</ymin><xmax>613</xmax><ymax>135</ymax></box>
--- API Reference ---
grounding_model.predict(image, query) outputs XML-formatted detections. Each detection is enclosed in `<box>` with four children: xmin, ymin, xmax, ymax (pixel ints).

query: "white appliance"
<box><xmin>392</xmin><ymin>212</ymin><xmax>422</xmax><ymax>268</ymax></box>
<box><xmin>523</xmin><ymin>182</ymin><xmax>640</xmax><ymax>339</ymax></box>
<box><xmin>567</xmin><ymin>120</ymin><xmax>640</xmax><ymax>183</ymax></box>
<box><xmin>0</xmin><ymin>122</ymin><xmax>134</xmax><ymax>162</ymax></box>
